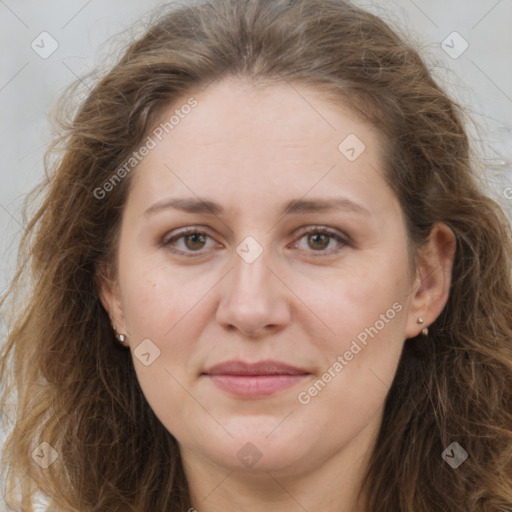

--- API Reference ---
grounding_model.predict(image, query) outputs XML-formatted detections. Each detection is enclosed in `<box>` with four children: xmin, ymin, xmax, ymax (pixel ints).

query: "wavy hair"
<box><xmin>1</xmin><ymin>0</ymin><xmax>511</xmax><ymax>510</ymax></box>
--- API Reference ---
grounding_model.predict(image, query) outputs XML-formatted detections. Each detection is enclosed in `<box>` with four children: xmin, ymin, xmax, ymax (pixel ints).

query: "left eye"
<box><xmin>291</xmin><ymin>227</ymin><xmax>347</xmax><ymax>254</ymax></box>
<box><xmin>162</xmin><ymin>227</ymin><xmax>347</xmax><ymax>257</ymax></box>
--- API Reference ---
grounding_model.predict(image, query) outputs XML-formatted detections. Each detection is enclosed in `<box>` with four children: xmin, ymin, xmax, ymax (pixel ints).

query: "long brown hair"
<box><xmin>1</xmin><ymin>0</ymin><xmax>511</xmax><ymax>510</ymax></box>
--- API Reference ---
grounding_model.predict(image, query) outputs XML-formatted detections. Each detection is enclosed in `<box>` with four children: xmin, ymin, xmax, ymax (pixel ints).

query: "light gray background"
<box><xmin>1</xmin><ymin>0</ymin><xmax>511</xmax><ymax>510</ymax></box>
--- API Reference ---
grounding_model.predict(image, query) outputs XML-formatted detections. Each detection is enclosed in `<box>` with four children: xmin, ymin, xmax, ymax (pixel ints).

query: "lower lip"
<box><xmin>204</xmin><ymin>374</ymin><xmax>310</xmax><ymax>397</ymax></box>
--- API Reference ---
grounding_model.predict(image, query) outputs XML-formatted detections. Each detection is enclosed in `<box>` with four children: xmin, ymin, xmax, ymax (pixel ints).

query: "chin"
<box><xmin>193</xmin><ymin>427</ymin><xmax>318</xmax><ymax>475</ymax></box>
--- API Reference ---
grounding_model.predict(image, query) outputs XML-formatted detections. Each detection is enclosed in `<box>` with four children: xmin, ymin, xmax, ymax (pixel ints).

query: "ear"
<box><xmin>405</xmin><ymin>222</ymin><xmax>456</xmax><ymax>339</ymax></box>
<box><xmin>95</xmin><ymin>262</ymin><xmax>128</xmax><ymax>336</ymax></box>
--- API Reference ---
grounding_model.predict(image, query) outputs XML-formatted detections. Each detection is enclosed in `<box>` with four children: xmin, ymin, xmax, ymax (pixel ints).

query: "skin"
<box><xmin>99</xmin><ymin>77</ymin><xmax>455</xmax><ymax>512</ymax></box>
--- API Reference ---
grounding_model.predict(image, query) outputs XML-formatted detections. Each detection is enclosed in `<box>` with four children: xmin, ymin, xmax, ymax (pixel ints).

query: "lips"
<box><xmin>202</xmin><ymin>360</ymin><xmax>311</xmax><ymax>398</ymax></box>
<box><xmin>202</xmin><ymin>359</ymin><xmax>309</xmax><ymax>376</ymax></box>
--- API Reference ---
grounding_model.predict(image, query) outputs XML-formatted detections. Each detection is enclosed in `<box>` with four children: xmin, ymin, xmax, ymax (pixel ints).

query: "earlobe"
<box><xmin>405</xmin><ymin>223</ymin><xmax>456</xmax><ymax>339</ymax></box>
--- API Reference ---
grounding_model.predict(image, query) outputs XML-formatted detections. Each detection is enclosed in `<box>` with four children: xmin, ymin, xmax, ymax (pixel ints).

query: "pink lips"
<box><xmin>202</xmin><ymin>360</ymin><xmax>310</xmax><ymax>398</ymax></box>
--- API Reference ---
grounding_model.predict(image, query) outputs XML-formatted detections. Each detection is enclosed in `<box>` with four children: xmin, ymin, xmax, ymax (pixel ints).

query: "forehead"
<box><xmin>127</xmin><ymin>77</ymin><xmax>393</xmax><ymax>218</ymax></box>
<box><xmin>153</xmin><ymin>77</ymin><xmax>374</xmax><ymax>155</ymax></box>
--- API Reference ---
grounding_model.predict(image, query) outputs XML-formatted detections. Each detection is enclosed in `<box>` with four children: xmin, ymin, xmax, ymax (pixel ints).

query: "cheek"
<box><xmin>120</xmin><ymin>258</ymin><xmax>215</xmax><ymax>339</ymax></box>
<box><xmin>119</xmin><ymin>259</ymin><xmax>216</xmax><ymax>389</ymax></box>
<box><xmin>293</xmin><ymin>251</ymin><xmax>409</xmax><ymax>347</ymax></box>
<box><xmin>291</xmin><ymin>255</ymin><xmax>409</xmax><ymax>407</ymax></box>
<box><xmin>120</xmin><ymin>264</ymin><xmax>213</xmax><ymax>434</ymax></box>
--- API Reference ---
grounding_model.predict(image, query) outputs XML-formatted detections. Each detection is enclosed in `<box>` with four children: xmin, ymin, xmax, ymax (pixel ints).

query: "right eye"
<box><xmin>161</xmin><ymin>227</ymin><xmax>221</xmax><ymax>257</ymax></box>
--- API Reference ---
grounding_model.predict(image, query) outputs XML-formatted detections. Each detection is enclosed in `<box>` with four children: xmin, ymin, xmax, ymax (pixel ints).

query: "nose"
<box><xmin>215</xmin><ymin>249</ymin><xmax>292</xmax><ymax>338</ymax></box>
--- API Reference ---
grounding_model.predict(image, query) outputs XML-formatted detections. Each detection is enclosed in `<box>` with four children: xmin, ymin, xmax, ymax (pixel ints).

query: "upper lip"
<box><xmin>202</xmin><ymin>360</ymin><xmax>310</xmax><ymax>376</ymax></box>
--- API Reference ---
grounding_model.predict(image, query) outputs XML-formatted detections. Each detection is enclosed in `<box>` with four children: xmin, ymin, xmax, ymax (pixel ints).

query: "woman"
<box><xmin>1</xmin><ymin>0</ymin><xmax>511</xmax><ymax>510</ymax></box>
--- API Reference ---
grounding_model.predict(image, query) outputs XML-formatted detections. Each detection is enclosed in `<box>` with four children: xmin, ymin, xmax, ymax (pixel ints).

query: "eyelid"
<box><xmin>162</xmin><ymin>225</ymin><xmax>214</xmax><ymax>244</ymax></box>
<box><xmin>292</xmin><ymin>224</ymin><xmax>347</xmax><ymax>240</ymax></box>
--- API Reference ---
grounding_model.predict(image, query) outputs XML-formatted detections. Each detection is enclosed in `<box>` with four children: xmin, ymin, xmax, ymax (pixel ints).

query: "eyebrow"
<box><xmin>144</xmin><ymin>196</ymin><xmax>371</xmax><ymax>217</ymax></box>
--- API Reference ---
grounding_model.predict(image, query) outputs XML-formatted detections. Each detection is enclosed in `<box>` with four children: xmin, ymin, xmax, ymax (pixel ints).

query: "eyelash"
<box><xmin>161</xmin><ymin>226</ymin><xmax>349</xmax><ymax>258</ymax></box>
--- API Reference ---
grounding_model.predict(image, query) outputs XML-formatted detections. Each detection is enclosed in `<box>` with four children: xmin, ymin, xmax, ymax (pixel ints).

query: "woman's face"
<box><xmin>100</xmin><ymin>77</ymin><xmax>446</xmax><ymax>479</ymax></box>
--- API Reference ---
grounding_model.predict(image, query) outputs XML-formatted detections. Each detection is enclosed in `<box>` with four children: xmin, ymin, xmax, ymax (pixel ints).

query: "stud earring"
<box><xmin>111</xmin><ymin>322</ymin><xmax>128</xmax><ymax>346</ymax></box>
<box><xmin>417</xmin><ymin>317</ymin><xmax>429</xmax><ymax>336</ymax></box>
<box><xmin>116</xmin><ymin>333</ymin><xmax>127</xmax><ymax>344</ymax></box>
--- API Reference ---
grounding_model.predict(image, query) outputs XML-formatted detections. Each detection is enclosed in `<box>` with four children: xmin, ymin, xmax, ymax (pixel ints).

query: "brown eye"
<box><xmin>183</xmin><ymin>233</ymin><xmax>207</xmax><ymax>251</ymax></box>
<box><xmin>292</xmin><ymin>226</ymin><xmax>348</xmax><ymax>256</ymax></box>
<box><xmin>162</xmin><ymin>228</ymin><xmax>217</xmax><ymax>257</ymax></box>
<box><xmin>307</xmin><ymin>233</ymin><xmax>331</xmax><ymax>251</ymax></box>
